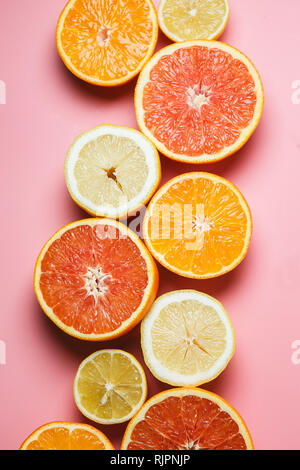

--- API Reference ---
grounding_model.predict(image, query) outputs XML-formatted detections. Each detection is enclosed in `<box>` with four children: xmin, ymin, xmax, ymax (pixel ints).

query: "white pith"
<box><xmin>65</xmin><ymin>125</ymin><xmax>160</xmax><ymax>218</ymax></box>
<box><xmin>97</xmin><ymin>26</ymin><xmax>111</xmax><ymax>46</ymax></box>
<box><xmin>84</xmin><ymin>266</ymin><xmax>112</xmax><ymax>300</ymax></box>
<box><xmin>141</xmin><ymin>290</ymin><xmax>235</xmax><ymax>386</ymax></box>
<box><xmin>187</xmin><ymin>84</ymin><xmax>212</xmax><ymax>110</ymax></box>
<box><xmin>192</xmin><ymin>213</ymin><xmax>213</xmax><ymax>233</ymax></box>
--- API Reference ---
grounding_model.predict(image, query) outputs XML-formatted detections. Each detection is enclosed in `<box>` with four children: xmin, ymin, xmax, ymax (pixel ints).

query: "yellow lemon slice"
<box><xmin>141</xmin><ymin>290</ymin><xmax>235</xmax><ymax>386</ymax></box>
<box><xmin>74</xmin><ymin>350</ymin><xmax>147</xmax><ymax>424</ymax></box>
<box><xmin>158</xmin><ymin>0</ymin><xmax>229</xmax><ymax>42</ymax></box>
<box><xmin>65</xmin><ymin>125</ymin><xmax>161</xmax><ymax>218</ymax></box>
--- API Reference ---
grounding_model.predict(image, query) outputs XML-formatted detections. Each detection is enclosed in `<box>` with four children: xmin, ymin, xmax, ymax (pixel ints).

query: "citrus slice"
<box><xmin>143</xmin><ymin>172</ymin><xmax>252</xmax><ymax>279</ymax></box>
<box><xmin>34</xmin><ymin>218</ymin><xmax>158</xmax><ymax>341</ymax></box>
<box><xmin>158</xmin><ymin>0</ymin><xmax>230</xmax><ymax>42</ymax></box>
<box><xmin>56</xmin><ymin>0</ymin><xmax>158</xmax><ymax>86</ymax></box>
<box><xmin>121</xmin><ymin>388</ymin><xmax>253</xmax><ymax>450</ymax></box>
<box><xmin>74</xmin><ymin>350</ymin><xmax>147</xmax><ymax>424</ymax></box>
<box><xmin>135</xmin><ymin>40</ymin><xmax>264</xmax><ymax>163</ymax></box>
<box><xmin>65</xmin><ymin>125</ymin><xmax>161</xmax><ymax>218</ymax></box>
<box><xmin>20</xmin><ymin>422</ymin><xmax>114</xmax><ymax>450</ymax></box>
<box><xmin>141</xmin><ymin>290</ymin><xmax>235</xmax><ymax>386</ymax></box>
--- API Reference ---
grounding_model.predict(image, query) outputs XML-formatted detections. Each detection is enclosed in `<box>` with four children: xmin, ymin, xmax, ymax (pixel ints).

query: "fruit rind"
<box><xmin>135</xmin><ymin>40</ymin><xmax>264</xmax><ymax>163</ymax></box>
<box><xmin>34</xmin><ymin>218</ymin><xmax>159</xmax><ymax>341</ymax></box>
<box><xmin>56</xmin><ymin>0</ymin><xmax>159</xmax><ymax>87</ymax></box>
<box><xmin>158</xmin><ymin>0</ymin><xmax>230</xmax><ymax>42</ymax></box>
<box><xmin>143</xmin><ymin>172</ymin><xmax>253</xmax><ymax>279</ymax></box>
<box><xmin>73</xmin><ymin>349</ymin><xmax>148</xmax><ymax>425</ymax></box>
<box><xmin>141</xmin><ymin>290</ymin><xmax>236</xmax><ymax>386</ymax></box>
<box><xmin>64</xmin><ymin>125</ymin><xmax>161</xmax><ymax>219</ymax></box>
<box><xmin>121</xmin><ymin>388</ymin><xmax>254</xmax><ymax>450</ymax></box>
<box><xmin>20</xmin><ymin>421</ymin><xmax>115</xmax><ymax>450</ymax></box>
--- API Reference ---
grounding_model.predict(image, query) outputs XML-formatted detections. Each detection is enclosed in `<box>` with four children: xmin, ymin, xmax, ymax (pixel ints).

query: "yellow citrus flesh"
<box><xmin>143</xmin><ymin>172</ymin><xmax>252</xmax><ymax>279</ymax></box>
<box><xmin>20</xmin><ymin>422</ymin><xmax>114</xmax><ymax>450</ymax></box>
<box><xmin>158</xmin><ymin>0</ymin><xmax>229</xmax><ymax>42</ymax></box>
<box><xmin>65</xmin><ymin>125</ymin><xmax>161</xmax><ymax>218</ymax></box>
<box><xmin>74</xmin><ymin>350</ymin><xmax>147</xmax><ymax>424</ymax></box>
<box><xmin>56</xmin><ymin>0</ymin><xmax>158</xmax><ymax>86</ymax></box>
<box><xmin>141</xmin><ymin>290</ymin><xmax>235</xmax><ymax>386</ymax></box>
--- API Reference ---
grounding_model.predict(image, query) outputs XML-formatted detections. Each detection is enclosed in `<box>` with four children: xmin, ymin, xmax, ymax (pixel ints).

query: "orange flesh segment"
<box><xmin>146</xmin><ymin>176</ymin><xmax>249</xmax><ymax>277</ymax></box>
<box><xmin>39</xmin><ymin>224</ymin><xmax>148</xmax><ymax>335</ymax></box>
<box><xmin>60</xmin><ymin>0</ymin><xmax>155</xmax><ymax>82</ymax></box>
<box><xmin>25</xmin><ymin>427</ymin><xmax>106</xmax><ymax>450</ymax></box>
<box><xmin>143</xmin><ymin>46</ymin><xmax>257</xmax><ymax>156</ymax></box>
<box><xmin>127</xmin><ymin>395</ymin><xmax>247</xmax><ymax>450</ymax></box>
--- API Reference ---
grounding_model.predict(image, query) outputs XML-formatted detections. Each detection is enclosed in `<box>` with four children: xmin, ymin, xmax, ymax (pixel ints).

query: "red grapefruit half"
<box><xmin>121</xmin><ymin>388</ymin><xmax>253</xmax><ymax>450</ymax></box>
<box><xmin>135</xmin><ymin>40</ymin><xmax>263</xmax><ymax>163</ymax></box>
<box><xmin>34</xmin><ymin>219</ymin><xmax>158</xmax><ymax>341</ymax></box>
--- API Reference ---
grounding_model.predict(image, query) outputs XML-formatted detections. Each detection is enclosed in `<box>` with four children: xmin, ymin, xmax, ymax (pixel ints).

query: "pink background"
<box><xmin>1</xmin><ymin>0</ymin><xmax>300</xmax><ymax>450</ymax></box>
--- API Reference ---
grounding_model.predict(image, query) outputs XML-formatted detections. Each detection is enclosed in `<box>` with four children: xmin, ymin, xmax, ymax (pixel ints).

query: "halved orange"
<box><xmin>20</xmin><ymin>422</ymin><xmax>114</xmax><ymax>450</ymax></box>
<box><xmin>56</xmin><ymin>0</ymin><xmax>158</xmax><ymax>86</ymax></box>
<box><xmin>143</xmin><ymin>172</ymin><xmax>252</xmax><ymax>279</ymax></box>
<box><xmin>135</xmin><ymin>40</ymin><xmax>264</xmax><ymax>163</ymax></box>
<box><xmin>121</xmin><ymin>388</ymin><xmax>253</xmax><ymax>450</ymax></box>
<box><xmin>34</xmin><ymin>219</ymin><xmax>158</xmax><ymax>341</ymax></box>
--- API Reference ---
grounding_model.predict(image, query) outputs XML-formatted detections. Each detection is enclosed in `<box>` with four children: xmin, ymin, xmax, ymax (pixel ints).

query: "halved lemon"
<box><xmin>74</xmin><ymin>350</ymin><xmax>147</xmax><ymax>424</ymax></box>
<box><xmin>20</xmin><ymin>422</ymin><xmax>114</xmax><ymax>450</ymax></box>
<box><xmin>141</xmin><ymin>290</ymin><xmax>235</xmax><ymax>386</ymax></box>
<box><xmin>65</xmin><ymin>125</ymin><xmax>161</xmax><ymax>218</ymax></box>
<box><xmin>158</xmin><ymin>0</ymin><xmax>230</xmax><ymax>42</ymax></box>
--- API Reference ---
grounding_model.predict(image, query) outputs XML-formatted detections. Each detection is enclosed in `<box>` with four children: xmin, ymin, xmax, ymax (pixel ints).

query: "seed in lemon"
<box><xmin>74</xmin><ymin>350</ymin><xmax>147</xmax><ymax>424</ymax></box>
<box><xmin>65</xmin><ymin>125</ymin><xmax>161</xmax><ymax>218</ymax></box>
<box><xmin>141</xmin><ymin>290</ymin><xmax>235</xmax><ymax>387</ymax></box>
<box><xmin>158</xmin><ymin>0</ymin><xmax>229</xmax><ymax>42</ymax></box>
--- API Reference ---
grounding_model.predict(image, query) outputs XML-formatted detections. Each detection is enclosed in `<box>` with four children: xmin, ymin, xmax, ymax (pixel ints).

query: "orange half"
<box><xmin>135</xmin><ymin>40</ymin><xmax>263</xmax><ymax>162</ymax></box>
<box><xmin>143</xmin><ymin>172</ymin><xmax>252</xmax><ymax>279</ymax></box>
<box><xmin>56</xmin><ymin>0</ymin><xmax>158</xmax><ymax>86</ymax></box>
<box><xmin>20</xmin><ymin>422</ymin><xmax>114</xmax><ymax>450</ymax></box>
<box><xmin>34</xmin><ymin>219</ymin><xmax>158</xmax><ymax>341</ymax></box>
<box><xmin>121</xmin><ymin>388</ymin><xmax>253</xmax><ymax>450</ymax></box>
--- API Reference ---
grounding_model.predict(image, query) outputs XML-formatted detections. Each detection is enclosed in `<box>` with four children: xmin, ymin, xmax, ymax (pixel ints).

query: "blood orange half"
<box><xmin>121</xmin><ymin>388</ymin><xmax>253</xmax><ymax>450</ymax></box>
<box><xmin>135</xmin><ymin>40</ymin><xmax>264</xmax><ymax>163</ymax></box>
<box><xmin>34</xmin><ymin>219</ymin><xmax>158</xmax><ymax>341</ymax></box>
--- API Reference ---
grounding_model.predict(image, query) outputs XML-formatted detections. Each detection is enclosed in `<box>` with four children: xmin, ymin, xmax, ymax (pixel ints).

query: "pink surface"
<box><xmin>1</xmin><ymin>0</ymin><xmax>300</xmax><ymax>450</ymax></box>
